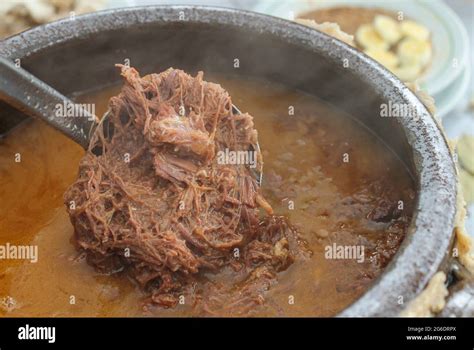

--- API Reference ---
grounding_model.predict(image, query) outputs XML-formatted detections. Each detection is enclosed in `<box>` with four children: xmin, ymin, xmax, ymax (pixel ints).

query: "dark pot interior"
<box><xmin>0</xmin><ymin>5</ymin><xmax>458</xmax><ymax>316</ymax></box>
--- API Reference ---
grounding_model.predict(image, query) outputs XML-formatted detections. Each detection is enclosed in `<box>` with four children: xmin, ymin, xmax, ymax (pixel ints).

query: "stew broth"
<box><xmin>0</xmin><ymin>76</ymin><xmax>415</xmax><ymax>316</ymax></box>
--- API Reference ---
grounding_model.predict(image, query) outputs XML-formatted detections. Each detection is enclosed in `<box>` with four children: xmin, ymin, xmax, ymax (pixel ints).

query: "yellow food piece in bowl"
<box><xmin>400</xmin><ymin>20</ymin><xmax>430</xmax><ymax>41</ymax></box>
<box><xmin>356</xmin><ymin>24</ymin><xmax>389</xmax><ymax>50</ymax></box>
<box><xmin>373</xmin><ymin>15</ymin><xmax>402</xmax><ymax>45</ymax></box>
<box><xmin>397</xmin><ymin>37</ymin><xmax>432</xmax><ymax>66</ymax></box>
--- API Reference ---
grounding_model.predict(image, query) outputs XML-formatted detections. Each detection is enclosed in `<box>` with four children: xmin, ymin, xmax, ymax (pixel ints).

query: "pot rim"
<box><xmin>0</xmin><ymin>5</ymin><xmax>458</xmax><ymax>316</ymax></box>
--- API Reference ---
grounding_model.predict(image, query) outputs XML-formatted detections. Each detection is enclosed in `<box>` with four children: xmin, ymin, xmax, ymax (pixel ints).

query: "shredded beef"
<box><xmin>64</xmin><ymin>65</ymin><xmax>308</xmax><ymax>314</ymax></box>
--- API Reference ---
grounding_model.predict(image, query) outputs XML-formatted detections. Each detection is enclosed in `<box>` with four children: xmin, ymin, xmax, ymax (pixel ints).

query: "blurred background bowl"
<box><xmin>252</xmin><ymin>0</ymin><xmax>470</xmax><ymax>118</ymax></box>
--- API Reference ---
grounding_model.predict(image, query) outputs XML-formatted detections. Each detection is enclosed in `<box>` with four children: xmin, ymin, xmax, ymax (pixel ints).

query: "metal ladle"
<box><xmin>0</xmin><ymin>57</ymin><xmax>263</xmax><ymax>184</ymax></box>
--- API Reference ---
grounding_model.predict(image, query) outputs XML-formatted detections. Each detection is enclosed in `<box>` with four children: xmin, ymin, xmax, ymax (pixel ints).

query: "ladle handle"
<box><xmin>0</xmin><ymin>56</ymin><xmax>97</xmax><ymax>148</ymax></box>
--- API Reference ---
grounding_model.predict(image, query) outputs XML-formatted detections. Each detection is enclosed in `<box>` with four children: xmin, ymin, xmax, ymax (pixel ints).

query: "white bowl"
<box><xmin>434</xmin><ymin>61</ymin><xmax>471</xmax><ymax>118</ymax></box>
<box><xmin>254</xmin><ymin>0</ymin><xmax>470</xmax><ymax>96</ymax></box>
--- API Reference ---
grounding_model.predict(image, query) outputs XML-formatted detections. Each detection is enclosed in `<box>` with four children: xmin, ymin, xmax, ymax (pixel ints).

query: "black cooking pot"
<box><xmin>0</xmin><ymin>6</ymin><xmax>458</xmax><ymax>316</ymax></box>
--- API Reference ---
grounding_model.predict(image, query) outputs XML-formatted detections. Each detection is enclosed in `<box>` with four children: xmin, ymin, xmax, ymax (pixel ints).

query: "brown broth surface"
<box><xmin>0</xmin><ymin>77</ymin><xmax>415</xmax><ymax>316</ymax></box>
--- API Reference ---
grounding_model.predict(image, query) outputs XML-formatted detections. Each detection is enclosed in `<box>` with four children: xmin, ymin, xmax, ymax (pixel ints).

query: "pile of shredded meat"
<box><xmin>64</xmin><ymin>65</ymin><xmax>308</xmax><ymax>314</ymax></box>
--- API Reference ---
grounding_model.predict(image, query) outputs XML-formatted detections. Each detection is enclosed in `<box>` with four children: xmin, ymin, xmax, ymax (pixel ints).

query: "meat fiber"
<box><xmin>64</xmin><ymin>65</ymin><xmax>308</xmax><ymax>314</ymax></box>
